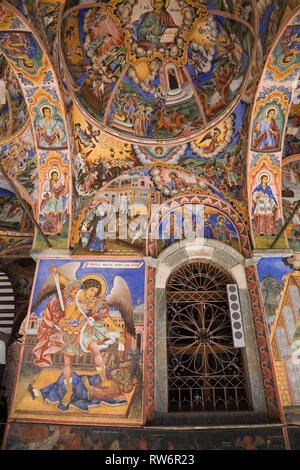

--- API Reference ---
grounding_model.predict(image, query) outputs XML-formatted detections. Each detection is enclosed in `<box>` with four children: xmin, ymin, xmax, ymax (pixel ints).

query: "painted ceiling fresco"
<box><xmin>1</xmin><ymin>0</ymin><xmax>300</xmax><ymax>451</ymax></box>
<box><xmin>0</xmin><ymin>0</ymin><xmax>297</xmax><ymax>258</ymax></box>
<box><xmin>60</xmin><ymin>0</ymin><xmax>256</xmax><ymax>145</ymax></box>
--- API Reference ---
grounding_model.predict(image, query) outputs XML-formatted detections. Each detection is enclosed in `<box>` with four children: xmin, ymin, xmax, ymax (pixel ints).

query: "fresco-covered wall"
<box><xmin>3</xmin><ymin>421</ymin><xmax>287</xmax><ymax>450</ymax></box>
<box><xmin>247</xmin><ymin>12</ymin><xmax>300</xmax><ymax>250</ymax></box>
<box><xmin>7</xmin><ymin>257</ymin><xmax>146</xmax><ymax>426</ymax></box>
<box><xmin>0</xmin><ymin>3</ymin><xmax>72</xmax><ymax>252</ymax></box>
<box><xmin>257</xmin><ymin>256</ymin><xmax>300</xmax><ymax>423</ymax></box>
<box><xmin>0</xmin><ymin>0</ymin><xmax>300</xmax><ymax>453</ymax></box>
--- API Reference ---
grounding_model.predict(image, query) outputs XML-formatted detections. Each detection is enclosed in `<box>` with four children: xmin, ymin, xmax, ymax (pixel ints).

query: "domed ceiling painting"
<box><xmin>61</xmin><ymin>0</ymin><xmax>256</xmax><ymax>145</ymax></box>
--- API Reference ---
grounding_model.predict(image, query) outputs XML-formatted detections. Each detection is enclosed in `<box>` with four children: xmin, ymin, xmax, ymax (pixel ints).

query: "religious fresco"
<box><xmin>0</xmin><ymin>4</ymin><xmax>72</xmax><ymax>251</ymax></box>
<box><xmin>0</xmin><ymin>31</ymin><xmax>48</xmax><ymax>78</ymax></box>
<box><xmin>251</xmin><ymin>89</ymin><xmax>289</xmax><ymax>153</ymax></box>
<box><xmin>34</xmin><ymin>151</ymin><xmax>70</xmax><ymax>250</ymax></box>
<box><xmin>8</xmin><ymin>257</ymin><xmax>146</xmax><ymax>426</ymax></box>
<box><xmin>0</xmin><ymin>184</ymin><xmax>33</xmax><ymax>256</ymax></box>
<box><xmin>4</xmin><ymin>0</ymin><xmax>41</xmax><ymax>31</ymax></box>
<box><xmin>71</xmin><ymin>164</ymin><xmax>221</xmax><ymax>255</ymax></box>
<box><xmin>156</xmin><ymin>205</ymin><xmax>240</xmax><ymax>256</ymax></box>
<box><xmin>71</xmin><ymin>107</ymin><xmax>137</xmax><ymax>202</ymax></box>
<box><xmin>133</xmin><ymin>143</ymin><xmax>188</xmax><ymax>165</ymax></box>
<box><xmin>33</xmin><ymin>102</ymin><xmax>67</xmax><ymax>151</ymax></box>
<box><xmin>0</xmin><ymin>187</ymin><xmax>27</xmax><ymax>230</ymax></box>
<box><xmin>188</xmin><ymin>15</ymin><xmax>253</xmax><ymax>122</ymax></box>
<box><xmin>257</xmin><ymin>257</ymin><xmax>293</xmax><ymax>333</ymax></box>
<box><xmin>262</xmin><ymin>1</ymin><xmax>287</xmax><ymax>55</ymax></box>
<box><xmin>266</xmin><ymin>23</ymin><xmax>300</xmax><ymax>82</ymax></box>
<box><xmin>0</xmin><ymin>231</ymin><xmax>33</xmax><ymax>256</ymax></box>
<box><xmin>257</xmin><ymin>256</ymin><xmax>300</xmax><ymax>422</ymax></box>
<box><xmin>252</xmin><ymin>105</ymin><xmax>283</xmax><ymax>153</ymax></box>
<box><xmin>60</xmin><ymin>0</ymin><xmax>257</xmax><ymax>144</ymax></box>
<box><xmin>189</xmin><ymin>114</ymin><xmax>235</xmax><ymax>159</ymax></box>
<box><xmin>283</xmin><ymin>82</ymin><xmax>300</xmax><ymax>159</ymax></box>
<box><xmin>106</xmin><ymin>70</ymin><xmax>200</xmax><ymax>141</ymax></box>
<box><xmin>0</xmin><ymin>54</ymin><xmax>29</xmax><ymax>143</ymax></box>
<box><xmin>0</xmin><ymin>132</ymin><xmax>37</xmax><ymax>196</ymax></box>
<box><xmin>3</xmin><ymin>421</ymin><xmax>286</xmax><ymax>450</ymax></box>
<box><xmin>148</xmin><ymin>191</ymin><xmax>251</xmax><ymax>258</ymax></box>
<box><xmin>0</xmin><ymin>123</ymin><xmax>38</xmax><ymax>257</ymax></box>
<box><xmin>38</xmin><ymin>0</ymin><xmax>65</xmax><ymax>57</ymax></box>
<box><xmin>249</xmin><ymin>158</ymin><xmax>286</xmax><ymax>250</ymax></box>
<box><xmin>282</xmin><ymin>160</ymin><xmax>300</xmax><ymax>252</ymax></box>
<box><xmin>181</xmin><ymin>102</ymin><xmax>250</xmax><ymax>218</ymax></box>
<box><xmin>130</xmin><ymin>101</ymin><xmax>249</xmax><ymax>221</ymax></box>
<box><xmin>0</xmin><ymin>0</ymin><xmax>300</xmax><ymax>452</ymax></box>
<box><xmin>247</xmin><ymin>11</ymin><xmax>300</xmax><ymax>250</ymax></box>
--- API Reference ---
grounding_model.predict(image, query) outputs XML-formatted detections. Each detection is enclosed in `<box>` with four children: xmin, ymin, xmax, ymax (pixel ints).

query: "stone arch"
<box><xmin>0</xmin><ymin>1</ymin><xmax>72</xmax><ymax>251</ymax></box>
<box><xmin>150</xmin><ymin>239</ymin><xmax>268</xmax><ymax>425</ymax></box>
<box><xmin>247</xmin><ymin>7</ymin><xmax>300</xmax><ymax>250</ymax></box>
<box><xmin>146</xmin><ymin>193</ymin><xmax>252</xmax><ymax>258</ymax></box>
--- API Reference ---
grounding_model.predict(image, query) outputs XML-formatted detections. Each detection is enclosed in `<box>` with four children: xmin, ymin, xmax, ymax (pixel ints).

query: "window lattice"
<box><xmin>166</xmin><ymin>261</ymin><xmax>250</xmax><ymax>413</ymax></box>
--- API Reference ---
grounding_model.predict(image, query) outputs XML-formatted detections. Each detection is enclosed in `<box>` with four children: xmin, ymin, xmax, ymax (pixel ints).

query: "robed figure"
<box><xmin>253</xmin><ymin>107</ymin><xmax>281</xmax><ymax>151</ymax></box>
<box><xmin>252</xmin><ymin>174</ymin><xmax>278</xmax><ymax>236</ymax></box>
<box><xmin>28</xmin><ymin>262</ymin><xmax>136</xmax><ymax>412</ymax></box>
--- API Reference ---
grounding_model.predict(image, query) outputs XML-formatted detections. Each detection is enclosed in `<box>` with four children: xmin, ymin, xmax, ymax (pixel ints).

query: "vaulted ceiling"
<box><xmin>0</xmin><ymin>0</ymin><xmax>298</xmax><ymax>256</ymax></box>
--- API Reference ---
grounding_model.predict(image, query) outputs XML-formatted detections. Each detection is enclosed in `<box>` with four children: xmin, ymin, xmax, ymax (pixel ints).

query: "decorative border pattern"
<box><xmin>247</xmin><ymin>7</ymin><xmax>300</xmax><ymax>250</ymax></box>
<box><xmin>145</xmin><ymin>265</ymin><xmax>155</xmax><ymax>422</ymax></box>
<box><xmin>0</xmin><ymin>1</ymin><xmax>72</xmax><ymax>251</ymax></box>
<box><xmin>245</xmin><ymin>264</ymin><xmax>282</xmax><ymax>423</ymax></box>
<box><xmin>147</xmin><ymin>193</ymin><xmax>251</xmax><ymax>258</ymax></box>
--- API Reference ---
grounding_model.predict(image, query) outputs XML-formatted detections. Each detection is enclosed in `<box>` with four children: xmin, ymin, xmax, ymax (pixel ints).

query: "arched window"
<box><xmin>166</xmin><ymin>261</ymin><xmax>250</xmax><ymax>412</ymax></box>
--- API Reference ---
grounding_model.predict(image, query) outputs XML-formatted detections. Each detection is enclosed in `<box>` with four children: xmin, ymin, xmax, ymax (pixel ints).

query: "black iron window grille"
<box><xmin>166</xmin><ymin>261</ymin><xmax>251</xmax><ymax>412</ymax></box>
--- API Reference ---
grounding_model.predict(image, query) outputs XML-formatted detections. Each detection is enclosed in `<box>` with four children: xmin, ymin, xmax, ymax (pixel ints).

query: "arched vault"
<box><xmin>0</xmin><ymin>0</ymin><xmax>72</xmax><ymax>252</ymax></box>
<box><xmin>247</xmin><ymin>7</ymin><xmax>300</xmax><ymax>252</ymax></box>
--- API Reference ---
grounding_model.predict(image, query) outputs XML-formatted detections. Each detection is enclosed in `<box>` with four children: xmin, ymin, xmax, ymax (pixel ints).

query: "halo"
<box><xmin>279</xmin><ymin>53</ymin><xmax>295</xmax><ymax>66</ymax></box>
<box><xmin>265</xmin><ymin>106</ymin><xmax>277</xmax><ymax>117</ymax></box>
<box><xmin>169</xmin><ymin>171</ymin><xmax>178</xmax><ymax>177</ymax></box>
<box><xmin>150</xmin><ymin>0</ymin><xmax>169</xmax><ymax>8</ymax></box>
<box><xmin>217</xmin><ymin>215</ymin><xmax>226</xmax><ymax>222</ymax></box>
<box><xmin>259</xmin><ymin>172</ymin><xmax>270</xmax><ymax>183</ymax></box>
<box><xmin>20</xmin><ymin>58</ymin><xmax>35</xmax><ymax>70</ymax></box>
<box><xmin>40</xmin><ymin>105</ymin><xmax>52</xmax><ymax>117</ymax></box>
<box><xmin>155</xmin><ymin>146</ymin><xmax>163</xmax><ymax>154</ymax></box>
<box><xmin>80</xmin><ymin>274</ymin><xmax>107</xmax><ymax>297</ymax></box>
<box><xmin>49</xmin><ymin>168</ymin><xmax>61</xmax><ymax>179</ymax></box>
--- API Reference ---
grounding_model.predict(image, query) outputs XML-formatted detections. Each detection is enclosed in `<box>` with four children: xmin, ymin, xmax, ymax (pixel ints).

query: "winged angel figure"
<box><xmin>29</xmin><ymin>262</ymin><xmax>136</xmax><ymax>410</ymax></box>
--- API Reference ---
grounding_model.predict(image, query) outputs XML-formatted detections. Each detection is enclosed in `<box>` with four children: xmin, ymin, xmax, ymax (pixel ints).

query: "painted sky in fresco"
<box><xmin>31</xmin><ymin>258</ymin><xmax>146</xmax><ymax>318</ymax></box>
<box><xmin>257</xmin><ymin>257</ymin><xmax>294</xmax><ymax>282</ymax></box>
